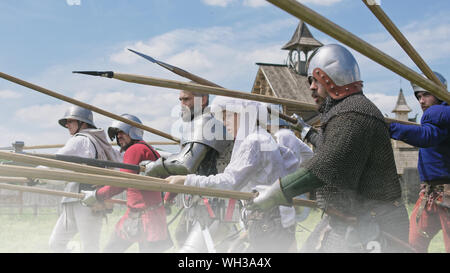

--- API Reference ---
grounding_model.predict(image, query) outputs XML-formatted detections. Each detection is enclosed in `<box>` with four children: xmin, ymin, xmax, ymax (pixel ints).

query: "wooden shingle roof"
<box><xmin>251</xmin><ymin>63</ymin><xmax>318</xmax><ymax>121</ymax></box>
<box><xmin>282</xmin><ymin>21</ymin><xmax>322</xmax><ymax>51</ymax></box>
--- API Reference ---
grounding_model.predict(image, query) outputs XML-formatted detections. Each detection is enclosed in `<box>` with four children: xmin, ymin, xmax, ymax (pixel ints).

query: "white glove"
<box><xmin>248</xmin><ymin>180</ymin><xmax>291</xmax><ymax>211</ymax></box>
<box><xmin>81</xmin><ymin>190</ymin><xmax>98</xmax><ymax>207</ymax></box>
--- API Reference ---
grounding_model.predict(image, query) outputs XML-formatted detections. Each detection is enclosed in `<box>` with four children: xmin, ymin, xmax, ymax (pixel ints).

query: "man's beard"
<box><xmin>181</xmin><ymin>106</ymin><xmax>203</xmax><ymax>122</ymax></box>
<box><xmin>117</xmin><ymin>138</ymin><xmax>136</xmax><ymax>153</ymax></box>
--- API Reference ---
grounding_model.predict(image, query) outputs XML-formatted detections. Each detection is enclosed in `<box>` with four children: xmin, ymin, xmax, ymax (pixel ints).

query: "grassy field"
<box><xmin>0</xmin><ymin>204</ymin><xmax>446</xmax><ymax>253</ymax></box>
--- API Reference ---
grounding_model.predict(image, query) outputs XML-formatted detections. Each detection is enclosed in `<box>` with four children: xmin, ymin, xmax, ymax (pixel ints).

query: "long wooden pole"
<box><xmin>0</xmin><ymin>150</ymin><xmax>163</xmax><ymax>183</ymax></box>
<box><xmin>0</xmin><ymin>163</ymin><xmax>316</xmax><ymax>208</ymax></box>
<box><xmin>362</xmin><ymin>0</ymin><xmax>445</xmax><ymax>88</ymax></box>
<box><xmin>0</xmin><ymin>176</ymin><xmax>30</xmax><ymax>184</ymax></box>
<box><xmin>0</xmin><ymin>164</ymin><xmax>257</xmax><ymax>201</ymax></box>
<box><xmin>129</xmin><ymin>49</ymin><xmax>301</xmax><ymax>124</ymax></box>
<box><xmin>20</xmin><ymin>141</ymin><xmax>178</xmax><ymax>150</ymax></box>
<box><xmin>265</xmin><ymin>0</ymin><xmax>450</xmax><ymax>103</ymax></box>
<box><xmin>0</xmin><ymin>71</ymin><xmax>179</xmax><ymax>143</ymax></box>
<box><xmin>0</xmin><ymin>182</ymin><xmax>126</xmax><ymax>205</ymax></box>
<box><xmin>75</xmin><ymin>71</ymin><xmax>318</xmax><ymax>110</ymax></box>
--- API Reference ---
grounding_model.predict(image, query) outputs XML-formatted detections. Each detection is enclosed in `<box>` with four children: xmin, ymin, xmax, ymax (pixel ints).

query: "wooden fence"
<box><xmin>0</xmin><ymin>183</ymin><xmax>127</xmax><ymax>215</ymax></box>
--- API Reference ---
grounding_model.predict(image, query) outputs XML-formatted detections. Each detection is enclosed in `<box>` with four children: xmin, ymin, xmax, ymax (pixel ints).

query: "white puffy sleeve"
<box><xmin>56</xmin><ymin>136</ymin><xmax>96</xmax><ymax>158</ymax></box>
<box><xmin>185</xmin><ymin>137</ymin><xmax>262</xmax><ymax>192</ymax></box>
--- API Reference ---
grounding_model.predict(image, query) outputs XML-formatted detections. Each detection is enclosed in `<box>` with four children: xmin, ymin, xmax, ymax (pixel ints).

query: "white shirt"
<box><xmin>274</xmin><ymin>129</ymin><xmax>314</xmax><ymax>172</ymax></box>
<box><xmin>56</xmin><ymin>133</ymin><xmax>97</xmax><ymax>203</ymax></box>
<box><xmin>185</xmin><ymin>127</ymin><xmax>296</xmax><ymax>227</ymax></box>
<box><xmin>185</xmin><ymin>127</ymin><xmax>283</xmax><ymax>192</ymax></box>
<box><xmin>274</xmin><ymin>129</ymin><xmax>314</xmax><ymax>225</ymax></box>
<box><xmin>56</xmin><ymin>134</ymin><xmax>97</xmax><ymax>158</ymax></box>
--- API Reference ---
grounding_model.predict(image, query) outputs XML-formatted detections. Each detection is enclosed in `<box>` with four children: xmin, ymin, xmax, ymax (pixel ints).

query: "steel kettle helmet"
<box><xmin>307</xmin><ymin>44</ymin><xmax>363</xmax><ymax>99</ymax></box>
<box><xmin>411</xmin><ymin>71</ymin><xmax>447</xmax><ymax>100</ymax></box>
<box><xmin>58</xmin><ymin>105</ymin><xmax>96</xmax><ymax>128</ymax></box>
<box><xmin>108</xmin><ymin>114</ymin><xmax>144</xmax><ymax>141</ymax></box>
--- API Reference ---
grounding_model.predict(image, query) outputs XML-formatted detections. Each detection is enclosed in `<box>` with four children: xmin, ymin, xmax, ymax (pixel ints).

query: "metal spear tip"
<box><xmin>128</xmin><ymin>48</ymin><xmax>158</xmax><ymax>63</ymax></box>
<box><xmin>72</xmin><ymin>71</ymin><xmax>114</xmax><ymax>78</ymax></box>
<box><xmin>127</xmin><ymin>48</ymin><xmax>176</xmax><ymax>71</ymax></box>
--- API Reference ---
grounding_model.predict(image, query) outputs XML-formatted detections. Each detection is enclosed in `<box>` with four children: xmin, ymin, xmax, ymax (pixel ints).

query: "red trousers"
<box><xmin>409</xmin><ymin>191</ymin><xmax>450</xmax><ymax>253</ymax></box>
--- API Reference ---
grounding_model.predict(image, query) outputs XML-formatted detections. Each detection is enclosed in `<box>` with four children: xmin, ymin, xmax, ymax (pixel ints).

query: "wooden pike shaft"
<box><xmin>134</xmin><ymin>50</ymin><xmax>301</xmax><ymax>124</ymax></box>
<box><xmin>0</xmin><ymin>72</ymin><xmax>179</xmax><ymax>143</ymax></box>
<box><xmin>0</xmin><ymin>176</ymin><xmax>30</xmax><ymax>184</ymax></box>
<box><xmin>362</xmin><ymin>0</ymin><xmax>445</xmax><ymax>88</ymax></box>
<box><xmin>0</xmin><ymin>164</ymin><xmax>256</xmax><ymax>201</ymax></box>
<box><xmin>111</xmin><ymin>72</ymin><xmax>317</xmax><ymax>110</ymax></box>
<box><xmin>0</xmin><ymin>182</ymin><xmax>126</xmax><ymax>205</ymax></box>
<box><xmin>0</xmin><ymin>150</ymin><xmax>160</xmax><ymax>183</ymax></box>
<box><xmin>265</xmin><ymin>0</ymin><xmax>450</xmax><ymax>103</ymax></box>
<box><xmin>0</xmin><ymin>162</ymin><xmax>316</xmax><ymax>208</ymax></box>
<box><xmin>22</xmin><ymin>141</ymin><xmax>178</xmax><ymax>150</ymax></box>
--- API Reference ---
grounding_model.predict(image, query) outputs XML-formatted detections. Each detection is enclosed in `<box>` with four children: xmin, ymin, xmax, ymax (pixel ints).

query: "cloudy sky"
<box><xmin>0</xmin><ymin>0</ymin><xmax>449</xmax><ymax>152</ymax></box>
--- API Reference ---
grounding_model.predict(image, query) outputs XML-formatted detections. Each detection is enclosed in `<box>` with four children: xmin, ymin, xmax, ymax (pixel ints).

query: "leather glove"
<box><xmin>248</xmin><ymin>179</ymin><xmax>292</xmax><ymax>211</ymax></box>
<box><xmin>290</xmin><ymin>113</ymin><xmax>312</xmax><ymax>140</ymax></box>
<box><xmin>81</xmin><ymin>190</ymin><xmax>98</xmax><ymax>207</ymax></box>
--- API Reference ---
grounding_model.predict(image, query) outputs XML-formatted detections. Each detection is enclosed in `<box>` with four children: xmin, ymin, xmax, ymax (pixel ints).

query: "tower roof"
<box><xmin>392</xmin><ymin>88</ymin><xmax>412</xmax><ymax>113</ymax></box>
<box><xmin>282</xmin><ymin>21</ymin><xmax>323</xmax><ymax>51</ymax></box>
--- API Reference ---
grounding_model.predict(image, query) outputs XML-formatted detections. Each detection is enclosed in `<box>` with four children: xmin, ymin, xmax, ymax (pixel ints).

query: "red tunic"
<box><xmin>96</xmin><ymin>141</ymin><xmax>168</xmax><ymax>242</ymax></box>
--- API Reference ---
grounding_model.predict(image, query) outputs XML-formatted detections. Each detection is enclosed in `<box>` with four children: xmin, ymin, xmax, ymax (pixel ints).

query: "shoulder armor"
<box><xmin>181</xmin><ymin>111</ymin><xmax>233</xmax><ymax>154</ymax></box>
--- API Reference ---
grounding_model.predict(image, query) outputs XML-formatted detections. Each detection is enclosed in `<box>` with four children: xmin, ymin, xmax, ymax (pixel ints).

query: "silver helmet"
<box><xmin>411</xmin><ymin>71</ymin><xmax>448</xmax><ymax>99</ymax></box>
<box><xmin>108</xmin><ymin>114</ymin><xmax>144</xmax><ymax>141</ymax></box>
<box><xmin>307</xmin><ymin>44</ymin><xmax>363</xmax><ymax>99</ymax></box>
<box><xmin>58</xmin><ymin>105</ymin><xmax>96</xmax><ymax>128</ymax></box>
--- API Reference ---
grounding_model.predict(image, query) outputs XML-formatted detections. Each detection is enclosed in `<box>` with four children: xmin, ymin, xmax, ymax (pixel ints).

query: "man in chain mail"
<box><xmin>389</xmin><ymin>71</ymin><xmax>449</xmax><ymax>252</ymax></box>
<box><xmin>250</xmin><ymin>44</ymin><xmax>410</xmax><ymax>253</ymax></box>
<box><xmin>49</xmin><ymin>105</ymin><xmax>122</xmax><ymax>252</ymax></box>
<box><xmin>140</xmin><ymin>89</ymin><xmax>234</xmax><ymax>252</ymax></box>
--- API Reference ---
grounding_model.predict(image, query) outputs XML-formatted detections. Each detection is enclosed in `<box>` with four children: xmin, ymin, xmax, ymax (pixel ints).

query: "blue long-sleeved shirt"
<box><xmin>390</xmin><ymin>102</ymin><xmax>449</xmax><ymax>182</ymax></box>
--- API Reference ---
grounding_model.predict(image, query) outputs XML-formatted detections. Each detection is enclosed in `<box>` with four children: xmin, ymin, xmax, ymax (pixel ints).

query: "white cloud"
<box><xmin>299</xmin><ymin>0</ymin><xmax>343</xmax><ymax>6</ymax></box>
<box><xmin>366</xmin><ymin>92</ymin><xmax>422</xmax><ymax>121</ymax></box>
<box><xmin>66</xmin><ymin>0</ymin><xmax>81</xmax><ymax>6</ymax></box>
<box><xmin>202</xmin><ymin>0</ymin><xmax>236</xmax><ymax>7</ymax></box>
<box><xmin>0</xmin><ymin>89</ymin><xmax>22</xmax><ymax>99</ymax></box>
<box><xmin>202</xmin><ymin>0</ymin><xmax>342</xmax><ymax>8</ymax></box>
<box><xmin>243</xmin><ymin>0</ymin><xmax>268</xmax><ymax>7</ymax></box>
<box><xmin>14</xmin><ymin>103</ymin><xmax>67</xmax><ymax>129</ymax></box>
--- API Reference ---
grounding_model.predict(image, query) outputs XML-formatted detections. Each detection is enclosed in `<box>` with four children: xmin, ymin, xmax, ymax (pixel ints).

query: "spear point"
<box><xmin>127</xmin><ymin>48</ymin><xmax>176</xmax><ymax>72</ymax></box>
<box><xmin>72</xmin><ymin>71</ymin><xmax>114</xmax><ymax>78</ymax></box>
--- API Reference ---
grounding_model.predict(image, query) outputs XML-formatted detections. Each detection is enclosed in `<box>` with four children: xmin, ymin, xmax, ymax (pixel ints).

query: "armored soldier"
<box><xmin>141</xmin><ymin>90</ymin><xmax>234</xmax><ymax>252</ymax></box>
<box><xmin>251</xmin><ymin>44</ymin><xmax>410</xmax><ymax>253</ymax></box>
<box><xmin>49</xmin><ymin>105</ymin><xmax>122</xmax><ymax>253</ymax></box>
<box><xmin>82</xmin><ymin>114</ymin><xmax>172</xmax><ymax>252</ymax></box>
<box><xmin>389</xmin><ymin>72</ymin><xmax>449</xmax><ymax>252</ymax></box>
<box><xmin>167</xmin><ymin>97</ymin><xmax>297</xmax><ymax>253</ymax></box>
